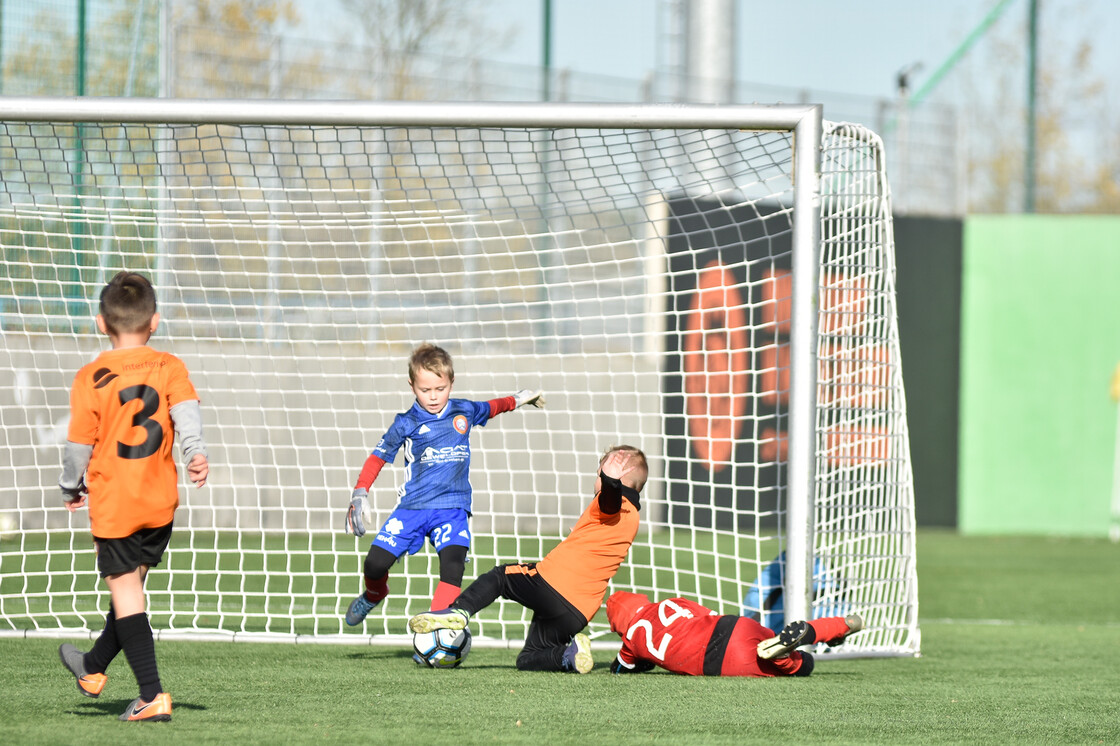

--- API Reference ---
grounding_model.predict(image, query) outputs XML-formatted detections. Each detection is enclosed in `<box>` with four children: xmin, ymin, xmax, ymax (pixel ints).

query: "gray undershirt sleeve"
<box><xmin>59</xmin><ymin>440</ymin><xmax>93</xmax><ymax>494</ymax></box>
<box><xmin>170</xmin><ymin>399</ymin><xmax>208</xmax><ymax>464</ymax></box>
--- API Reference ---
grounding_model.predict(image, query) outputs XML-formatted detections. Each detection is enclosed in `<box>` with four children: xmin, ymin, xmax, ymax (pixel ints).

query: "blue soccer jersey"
<box><xmin>371</xmin><ymin>399</ymin><xmax>492</xmax><ymax>510</ymax></box>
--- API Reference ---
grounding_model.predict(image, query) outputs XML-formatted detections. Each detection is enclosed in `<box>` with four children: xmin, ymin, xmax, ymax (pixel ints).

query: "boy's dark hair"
<box><xmin>99</xmin><ymin>271</ymin><xmax>157</xmax><ymax>336</ymax></box>
<box><xmin>408</xmin><ymin>343</ymin><xmax>455</xmax><ymax>384</ymax></box>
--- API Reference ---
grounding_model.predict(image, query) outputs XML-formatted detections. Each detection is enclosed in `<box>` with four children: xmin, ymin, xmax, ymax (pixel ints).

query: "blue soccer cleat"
<box><xmin>345</xmin><ymin>593</ymin><xmax>380</xmax><ymax>626</ymax></box>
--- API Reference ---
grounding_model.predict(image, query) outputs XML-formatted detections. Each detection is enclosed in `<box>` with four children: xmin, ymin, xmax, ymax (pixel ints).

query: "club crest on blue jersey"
<box><xmin>372</xmin><ymin>399</ymin><xmax>492</xmax><ymax>510</ymax></box>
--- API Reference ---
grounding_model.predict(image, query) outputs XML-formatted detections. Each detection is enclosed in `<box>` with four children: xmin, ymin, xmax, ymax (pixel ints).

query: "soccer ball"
<box><xmin>412</xmin><ymin>627</ymin><xmax>472</xmax><ymax>669</ymax></box>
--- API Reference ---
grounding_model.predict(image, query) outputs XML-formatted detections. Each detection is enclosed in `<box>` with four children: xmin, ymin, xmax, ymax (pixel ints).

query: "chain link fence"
<box><xmin>0</xmin><ymin>1</ymin><xmax>961</xmax><ymax>215</ymax></box>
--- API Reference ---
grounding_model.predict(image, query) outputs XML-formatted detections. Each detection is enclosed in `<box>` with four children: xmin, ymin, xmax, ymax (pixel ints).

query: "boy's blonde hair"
<box><xmin>99</xmin><ymin>271</ymin><xmax>157</xmax><ymax>335</ymax></box>
<box><xmin>600</xmin><ymin>444</ymin><xmax>649</xmax><ymax>493</ymax></box>
<box><xmin>408</xmin><ymin>343</ymin><xmax>455</xmax><ymax>384</ymax></box>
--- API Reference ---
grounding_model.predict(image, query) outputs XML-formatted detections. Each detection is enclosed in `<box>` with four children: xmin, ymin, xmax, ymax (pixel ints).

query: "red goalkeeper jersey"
<box><xmin>615</xmin><ymin>596</ymin><xmax>802</xmax><ymax>677</ymax></box>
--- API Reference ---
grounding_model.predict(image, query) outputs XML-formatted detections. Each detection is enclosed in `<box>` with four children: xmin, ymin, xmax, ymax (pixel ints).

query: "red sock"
<box><xmin>364</xmin><ymin>574</ymin><xmax>389</xmax><ymax>604</ymax></box>
<box><xmin>808</xmin><ymin>616</ymin><xmax>851</xmax><ymax>645</ymax></box>
<box><xmin>429</xmin><ymin>581</ymin><xmax>461</xmax><ymax>611</ymax></box>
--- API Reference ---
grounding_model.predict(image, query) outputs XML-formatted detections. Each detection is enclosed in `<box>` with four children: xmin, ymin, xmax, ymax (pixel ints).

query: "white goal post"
<box><xmin>0</xmin><ymin>98</ymin><xmax>919</xmax><ymax>657</ymax></box>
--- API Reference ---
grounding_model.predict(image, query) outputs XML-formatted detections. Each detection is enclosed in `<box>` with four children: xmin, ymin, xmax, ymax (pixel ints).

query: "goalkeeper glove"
<box><xmin>346</xmin><ymin>488</ymin><xmax>371</xmax><ymax>537</ymax></box>
<box><xmin>609</xmin><ymin>655</ymin><xmax>655</xmax><ymax>674</ymax></box>
<box><xmin>514</xmin><ymin>389</ymin><xmax>545</xmax><ymax>409</ymax></box>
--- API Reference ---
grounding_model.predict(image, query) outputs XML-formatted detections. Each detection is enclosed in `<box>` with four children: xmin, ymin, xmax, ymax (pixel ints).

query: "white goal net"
<box><xmin>0</xmin><ymin>100</ymin><xmax>919</xmax><ymax>657</ymax></box>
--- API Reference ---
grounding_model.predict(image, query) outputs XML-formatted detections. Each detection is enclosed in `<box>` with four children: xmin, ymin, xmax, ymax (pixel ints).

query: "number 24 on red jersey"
<box><xmin>620</xmin><ymin>597</ymin><xmax>720</xmax><ymax>669</ymax></box>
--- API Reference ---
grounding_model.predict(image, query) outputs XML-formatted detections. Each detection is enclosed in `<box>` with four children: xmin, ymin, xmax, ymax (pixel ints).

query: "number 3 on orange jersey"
<box><xmin>117</xmin><ymin>384</ymin><xmax>163</xmax><ymax>460</ymax></box>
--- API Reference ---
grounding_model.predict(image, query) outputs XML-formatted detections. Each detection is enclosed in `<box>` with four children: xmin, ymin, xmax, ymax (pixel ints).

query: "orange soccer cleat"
<box><xmin>58</xmin><ymin>643</ymin><xmax>108</xmax><ymax>698</ymax></box>
<box><xmin>119</xmin><ymin>692</ymin><xmax>172</xmax><ymax>722</ymax></box>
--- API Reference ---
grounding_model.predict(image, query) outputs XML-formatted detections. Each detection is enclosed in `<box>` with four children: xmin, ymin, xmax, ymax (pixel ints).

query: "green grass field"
<box><xmin>2</xmin><ymin>530</ymin><xmax>1118</xmax><ymax>745</ymax></box>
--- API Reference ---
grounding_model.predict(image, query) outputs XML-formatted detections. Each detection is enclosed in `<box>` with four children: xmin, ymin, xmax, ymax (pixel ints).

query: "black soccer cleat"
<box><xmin>757</xmin><ymin>620</ymin><xmax>816</xmax><ymax>660</ymax></box>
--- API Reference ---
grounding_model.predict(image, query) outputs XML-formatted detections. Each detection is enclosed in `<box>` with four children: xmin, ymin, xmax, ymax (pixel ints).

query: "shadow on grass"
<box><xmin>65</xmin><ymin>698</ymin><xmax>207</xmax><ymax>717</ymax></box>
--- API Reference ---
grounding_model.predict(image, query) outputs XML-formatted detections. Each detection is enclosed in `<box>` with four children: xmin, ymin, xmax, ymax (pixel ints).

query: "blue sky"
<box><xmin>298</xmin><ymin>0</ymin><xmax>1120</xmax><ymax>104</ymax></box>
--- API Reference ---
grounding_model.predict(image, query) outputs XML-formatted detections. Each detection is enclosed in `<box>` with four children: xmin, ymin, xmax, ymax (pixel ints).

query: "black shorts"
<box><xmin>93</xmin><ymin>523</ymin><xmax>173</xmax><ymax>578</ymax></box>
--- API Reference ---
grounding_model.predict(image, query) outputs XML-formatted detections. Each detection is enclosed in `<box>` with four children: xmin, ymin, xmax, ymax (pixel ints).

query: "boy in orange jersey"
<box><xmin>604</xmin><ymin>591</ymin><xmax>863</xmax><ymax>677</ymax></box>
<box><xmin>56</xmin><ymin>271</ymin><xmax>209</xmax><ymax>723</ymax></box>
<box><xmin>409</xmin><ymin>445</ymin><xmax>647</xmax><ymax>673</ymax></box>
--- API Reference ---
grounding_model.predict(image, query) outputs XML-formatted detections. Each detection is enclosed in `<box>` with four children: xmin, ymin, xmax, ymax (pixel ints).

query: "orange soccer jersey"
<box><xmin>535</xmin><ymin>492</ymin><xmax>640</xmax><ymax>621</ymax></box>
<box><xmin>67</xmin><ymin>346</ymin><xmax>199</xmax><ymax>539</ymax></box>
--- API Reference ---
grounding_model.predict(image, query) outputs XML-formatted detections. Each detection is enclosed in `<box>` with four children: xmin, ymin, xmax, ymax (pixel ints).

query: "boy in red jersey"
<box><xmin>56</xmin><ymin>271</ymin><xmax>209</xmax><ymax>722</ymax></box>
<box><xmin>409</xmin><ymin>446</ymin><xmax>647</xmax><ymax>673</ymax></box>
<box><xmin>605</xmin><ymin>591</ymin><xmax>862</xmax><ymax>677</ymax></box>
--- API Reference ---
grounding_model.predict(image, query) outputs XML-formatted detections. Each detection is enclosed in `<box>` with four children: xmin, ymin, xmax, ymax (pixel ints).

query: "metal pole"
<box><xmin>71</xmin><ymin>0</ymin><xmax>88</xmax><ymax>314</ymax></box>
<box><xmin>158</xmin><ymin>0</ymin><xmax>170</xmax><ymax>98</ymax></box>
<box><xmin>1025</xmin><ymin>0</ymin><xmax>1038</xmax><ymax>213</ymax></box>
<box><xmin>77</xmin><ymin>0</ymin><xmax>86</xmax><ymax>96</ymax></box>
<box><xmin>0</xmin><ymin>0</ymin><xmax>5</xmax><ymax>95</ymax></box>
<box><xmin>0</xmin><ymin>98</ymin><xmax>820</xmax><ymax>131</ymax></box>
<box><xmin>784</xmin><ymin>105</ymin><xmax>823</xmax><ymax>625</ymax></box>
<box><xmin>541</xmin><ymin>0</ymin><xmax>552</xmax><ymax>102</ymax></box>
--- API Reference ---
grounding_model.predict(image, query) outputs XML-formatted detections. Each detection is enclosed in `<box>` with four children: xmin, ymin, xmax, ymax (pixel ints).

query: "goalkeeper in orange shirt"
<box><xmin>604</xmin><ymin>590</ymin><xmax>862</xmax><ymax>677</ymax></box>
<box><xmin>56</xmin><ymin>271</ymin><xmax>209</xmax><ymax>722</ymax></box>
<box><xmin>409</xmin><ymin>445</ymin><xmax>647</xmax><ymax>673</ymax></box>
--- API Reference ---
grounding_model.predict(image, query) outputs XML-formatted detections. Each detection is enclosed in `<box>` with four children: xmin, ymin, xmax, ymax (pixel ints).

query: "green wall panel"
<box><xmin>959</xmin><ymin>216</ymin><xmax>1120</xmax><ymax>536</ymax></box>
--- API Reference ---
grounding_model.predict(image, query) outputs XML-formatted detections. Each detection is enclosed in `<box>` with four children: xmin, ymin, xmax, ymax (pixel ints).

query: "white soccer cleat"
<box><xmin>562</xmin><ymin>633</ymin><xmax>593</xmax><ymax>674</ymax></box>
<box><xmin>409</xmin><ymin>608</ymin><xmax>470</xmax><ymax>634</ymax></box>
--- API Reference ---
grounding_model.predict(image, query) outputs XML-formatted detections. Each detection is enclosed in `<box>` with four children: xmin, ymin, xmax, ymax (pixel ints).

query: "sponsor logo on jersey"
<box><xmin>92</xmin><ymin>367</ymin><xmax>118</xmax><ymax>389</ymax></box>
<box><xmin>453</xmin><ymin>415</ymin><xmax>469</xmax><ymax>434</ymax></box>
<box><xmin>418</xmin><ymin>424</ymin><xmax>431</xmax><ymax>434</ymax></box>
<box><xmin>419</xmin><ymin>444</ymin><xmax>470</xmax><ymax>463</ymax></box>
<box><xmin>123</xmin><ymin>359</ymin><xmax>166</xmax><ymax>371</ymax></box>
<box><xmin>375</xmin><ymin>534</ymin><xmax>398</xmax><ymax>548</ymax></box>
<box><xmin>458</xmin><ymin>530</ymin><xmax>470</xmax><ymax>539</ymax></box>
<box><xmin>384</xmin><ymin>517</ymin><xmax>405</xmax><ymax>535</ymax></box>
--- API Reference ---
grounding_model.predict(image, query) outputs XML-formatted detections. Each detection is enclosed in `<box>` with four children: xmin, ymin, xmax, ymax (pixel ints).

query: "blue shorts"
<box><xmin>371</xmin><ymin>507</ymin><xmax>471</xmax><ymax>558</ymax></box>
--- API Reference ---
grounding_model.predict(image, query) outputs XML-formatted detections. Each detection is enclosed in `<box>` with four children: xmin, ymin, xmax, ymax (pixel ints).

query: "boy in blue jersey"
<box><xmin>344</xmin><ymin>343</ymin><xmax>544</xmax><ymax>625</ymax></box>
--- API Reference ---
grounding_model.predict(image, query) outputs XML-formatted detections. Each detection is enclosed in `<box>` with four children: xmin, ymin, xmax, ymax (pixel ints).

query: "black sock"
<box><xmin>793</xmin><ymin>651</ymin><xmax>816</xmax><ymax>677</ymax></box>
<box><xmin>116</xmin><ymin>612</ymin><xmax>162</xmax><ymax>702</ymax></box>
<box><xmin>84</xmin><ymin>604</ymin><xmax>120</xmax><ymax>674</ymax></box>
